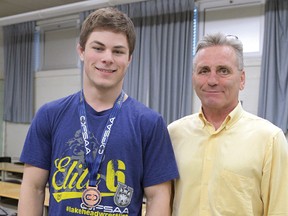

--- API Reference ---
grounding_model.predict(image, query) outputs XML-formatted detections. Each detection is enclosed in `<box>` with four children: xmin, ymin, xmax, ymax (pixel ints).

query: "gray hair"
<box><xmin>193</xmin><ymin>32</ymin><xmax>244</xmax><ymax>71</ymax></box>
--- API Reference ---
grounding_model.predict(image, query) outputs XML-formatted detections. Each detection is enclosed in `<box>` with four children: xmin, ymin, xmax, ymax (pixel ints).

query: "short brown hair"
<box><xmin>79</xmin><ymin>7</ymin><xmax>136</xmax><ymax>56</ymax></box>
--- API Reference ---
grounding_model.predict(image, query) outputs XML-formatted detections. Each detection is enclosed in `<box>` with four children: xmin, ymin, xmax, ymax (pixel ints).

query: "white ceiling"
<box><xmin>0</xmin><ymin>0</ymin><xmax>86</xmax><ymax>18</ymax></box>
<box><xmin>0</xmin><ymin>0</ymin><xmax>266</xmax><ymax>19</ymax></box>
<box><xmin>0</xmin><ymin>0</ymin><xmax>148</xmax><ymax>26</ymax></box>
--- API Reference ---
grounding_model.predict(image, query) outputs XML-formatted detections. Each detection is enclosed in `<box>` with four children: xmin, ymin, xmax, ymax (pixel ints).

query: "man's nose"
<box><xmin>207</xmin><ymin>71</ymin><xmax>219</xmax><ymax>86</ymax></box>
<box><xmin>101</xmin><ymin>50</ymin><xmax>114</xmax><ymax>63</ymax></box>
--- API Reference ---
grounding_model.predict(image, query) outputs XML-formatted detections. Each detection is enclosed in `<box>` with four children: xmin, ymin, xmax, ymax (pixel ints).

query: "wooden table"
<box><xmin>0</xmin><ymin>181</ymin><xmax>49</xmax><ymax>215</ymax></box>
<box><xmin>0</xmin><ymin>162</ymin><xmax>24</xmax><ymax>181</ymax></box>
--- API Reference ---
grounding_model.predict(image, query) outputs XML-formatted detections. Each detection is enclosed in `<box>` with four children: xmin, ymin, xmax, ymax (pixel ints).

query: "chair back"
<box><xmin>0</xmin><ymin>156</ymin><xmax>12</xmax><ymax>163</ymax></box>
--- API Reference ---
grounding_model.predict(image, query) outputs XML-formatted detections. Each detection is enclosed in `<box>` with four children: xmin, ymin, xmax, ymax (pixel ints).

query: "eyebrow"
<box><xmin>216</xmin><ymin>65</ymin><xmax>233</xmax><ymax>70</ymax></box>
<box><xmin>90</xmin><ymin>40</ymin><xmax>104</xmax><ymax>46</ymax></box>
<box><xmin>216</xmin><ymin>65</ymin><xmax>229</xmax><ymax>68</ymax></box>
<box><xmin>197</xmin><ymin>65</ymin><xmax>210</xmax><ymax>70</ymax></box>
<box><xmin>90</xmin><ymin>40</ymin><xmax>127</xmax><ymax>50</ymax></box>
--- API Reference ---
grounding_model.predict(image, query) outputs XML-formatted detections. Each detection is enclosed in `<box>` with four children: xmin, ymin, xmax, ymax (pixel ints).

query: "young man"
<box><xmin>168</xmin><ymin>32</ymin><xmax>288</xmax><ymax>215</ymax></box>
<box><xmin>18</xmin><ymin>7</ymin><xmax>179</xmax><ymax>216</ymax></box>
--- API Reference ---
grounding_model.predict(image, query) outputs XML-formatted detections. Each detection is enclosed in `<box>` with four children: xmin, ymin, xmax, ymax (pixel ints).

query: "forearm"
<box><xmin>144</xmin><ymin>181</ymin><xmax>172</xmax><ymax>216</ymax></box>
<box><xmin>145</xmin><ymin>196</ymin><xmax>171</xmax><ymax>216</ymax></box>
<box><xmin>18</xmin><ymin>165</ymin><xmax>49</xmax><ymax>216</ymax></box>
<box><xmin>18</xmin><ymin>185</ymin><xmax>45</xmax><ymax>215</ymax></box>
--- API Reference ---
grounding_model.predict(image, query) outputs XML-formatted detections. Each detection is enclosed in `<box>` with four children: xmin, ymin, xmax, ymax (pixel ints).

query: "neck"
<box><xmin>83</xmin><ymin>87</ymin><xmax>123</xmax><ymax>112</ymax></box>
<box><xmin>201</xmin><ymin>102</ymin><xmax>239</xmax><ymax>130</ymax></box>
<box><xmin>202</xmin><ymin>108</ymin><xmax>232</xmax><ymax>130</ymax></box>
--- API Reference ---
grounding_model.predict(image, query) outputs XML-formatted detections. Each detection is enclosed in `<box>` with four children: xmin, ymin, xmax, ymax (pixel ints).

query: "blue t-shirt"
<box><xmin>20</xmin><ymin>92</ymin><xmax>179</xmax><ymax>216</ymax></box>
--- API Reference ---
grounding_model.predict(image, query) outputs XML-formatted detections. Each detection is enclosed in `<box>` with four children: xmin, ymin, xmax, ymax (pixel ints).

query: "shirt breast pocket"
<box><xmin>213</xmin><ymin>169</ymin><xmax>254</xmax><ymax>216</ymax></box>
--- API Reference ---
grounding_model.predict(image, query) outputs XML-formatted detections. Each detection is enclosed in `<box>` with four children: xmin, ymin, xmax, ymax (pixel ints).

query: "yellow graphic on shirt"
<box><xmin>51</xmin><ymin>156</ymin><xmax>126</xmax><ymax>202</ymax></box>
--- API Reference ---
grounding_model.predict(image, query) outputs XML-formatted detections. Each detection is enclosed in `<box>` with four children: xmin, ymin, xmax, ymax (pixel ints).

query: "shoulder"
<box><xmin>240</xmin><ymin>111</ymin><xmax>287</xmax><ymax>148</ymax></box>
<box><xmin>168</xmin><ymin>113</ymin><xmax>198</xmax><ymax>130</ymax></box>
<box><xmin>39</xmin><ymin>92</ymin><xmax>79</xmax><ymax>112</ymax></box>
<box><xmin>241</xmin><ymin>111</ymin><xmax>283</xmax><ymax>135</ymax></box>
<box><xmin>120</xmin><ymin>97</ymin><xmax>170</xmax><ymax>138</ymax></box>
<box><xmin>123</xmin><ymin>97</ymin><xmax>165</xmax><ymax>122</ymax></box>
<box><xmin>32</xmin><ymin>92</ymin><xmax>80</xmax><ymax>124</ymax></box>
<box><xmin>36</xmin><ymin>92</ymin><xmax>79</xmax><ymax>115</ymax></box>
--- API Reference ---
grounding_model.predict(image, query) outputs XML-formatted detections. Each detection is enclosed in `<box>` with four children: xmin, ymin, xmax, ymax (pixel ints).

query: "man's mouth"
<box><xmin>96</xmin><ymin>67</ymin><xmax>117</xmax><ymax>73</ymax></box>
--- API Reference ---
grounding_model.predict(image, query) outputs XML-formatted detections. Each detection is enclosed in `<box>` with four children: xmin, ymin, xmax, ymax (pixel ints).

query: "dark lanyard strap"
<box><xmin>78</xmin><ymin>90</ymin><xmax>125</xmax><ymax>187</ymax></box>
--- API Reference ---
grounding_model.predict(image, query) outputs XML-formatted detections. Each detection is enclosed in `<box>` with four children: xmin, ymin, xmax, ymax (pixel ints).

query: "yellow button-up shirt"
<box><xmin>168</xmin><ymin>103</ymin><xmax>288</xmax><ymax>216</ymax></box>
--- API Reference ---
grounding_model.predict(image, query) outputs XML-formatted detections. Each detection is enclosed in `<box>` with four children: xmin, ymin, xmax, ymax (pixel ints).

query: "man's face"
<box><xmin>78</xmin><ymin>30</ymin><xmax>132</xmax><ymax>92</ymax></box>
<box><xmin>192</xmin><ymin>45</ymin><xmax>245</xmax><ymax>113</ymax></box>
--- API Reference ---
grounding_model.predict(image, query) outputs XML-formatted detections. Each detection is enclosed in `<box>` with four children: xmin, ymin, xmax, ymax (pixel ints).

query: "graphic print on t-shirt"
<box><xmin>50</xmin><ymin>129</ymin><xmax>133</xmax><ymax>215</ymax></box>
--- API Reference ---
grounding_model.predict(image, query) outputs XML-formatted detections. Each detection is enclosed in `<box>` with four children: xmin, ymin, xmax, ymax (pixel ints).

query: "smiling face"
<box><xmin>192</xmin><ymin>45</ymin><xmax>245</xmax><ymax>114</ymax></box>
<box><xmin>77</xmin><ymin>30</ymin><xmax>132</xmax><ymax>93</ymax></box>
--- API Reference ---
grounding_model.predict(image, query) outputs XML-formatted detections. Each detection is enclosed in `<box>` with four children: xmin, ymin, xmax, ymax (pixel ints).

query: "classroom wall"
<box><xmin>0</xmin><ymin>1</ymin><xmax>287</xmax><ymax>160</ymax></box>
<box><xmin>0</xmin><ymin>29</ymin><xmax>4</xmax><ymax>156</ymax></box>
<box><xmin>0</xmin><ymin>28</ymin><xmax>28</xmax><ymax>159</ymax></box>
<box><xmin>4</xmin><ymin>69</ymin><xmax>81</xmax><ymax>161</ymax></box>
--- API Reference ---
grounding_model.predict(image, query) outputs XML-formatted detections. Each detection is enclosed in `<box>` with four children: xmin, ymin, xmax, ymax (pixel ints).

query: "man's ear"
<box><xmin>128</xmin><ymin>55</ymin><xmax>132</xmax><ymax>65</ymax></box>
<box><xmin>240</xmin><ymin>70</ymin><xmax>245</xmax><ymax>90</ymax></box>
<box><xmin>77</xmin><ymin>43</ymin><xmax>84</xmax><ymax>61</ymax></box>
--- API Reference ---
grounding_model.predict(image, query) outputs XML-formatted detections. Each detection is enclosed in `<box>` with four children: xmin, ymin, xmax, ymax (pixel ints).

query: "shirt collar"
<box><xmin>198</xmin><ymin>102</ymin><xmax>243</xmax><ymax>132</ymax></box>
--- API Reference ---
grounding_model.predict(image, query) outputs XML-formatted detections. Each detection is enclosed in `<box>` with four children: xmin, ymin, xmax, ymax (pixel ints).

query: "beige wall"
<box><xmin>34</xmin><ymin>69</ymin><xmax>81</xmax><ymax>110</ymax></box>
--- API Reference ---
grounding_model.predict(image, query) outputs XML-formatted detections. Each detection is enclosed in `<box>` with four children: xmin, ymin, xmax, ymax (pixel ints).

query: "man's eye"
<box><xmin>199</xmin><ymin>69</ymin><xmax>209</xmax><ymax>74</ymax></box>
<box><xmin>114</xmin><ymin>50</ymin><xmax>125</xmax><ymax>55</ymax></box>
<box><xmin>93</xmin><ymin>47</ymin><xmax>103</xmax><ymax>51</ymax></box>
<box><xmin>219</xmin><ymin>68</ymin><xmax>229</xmax><ymax>74</ymax></box>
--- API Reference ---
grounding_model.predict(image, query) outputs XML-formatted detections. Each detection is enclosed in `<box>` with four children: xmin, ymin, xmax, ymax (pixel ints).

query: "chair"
<box><xmin>4</xmin><ymin>179</ymin><xmax>22</xmax><ymax>184</ymax></box>
<box><xmin>14</xmin><ymin>161</ymin><xmax>24</xmax><ymax>165</ymax></box>
<box><xmin>0</xmin><ymin>156</ymin><xmax>11</xmax><ymax>163</ymax></box>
